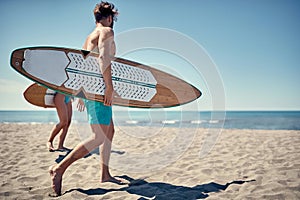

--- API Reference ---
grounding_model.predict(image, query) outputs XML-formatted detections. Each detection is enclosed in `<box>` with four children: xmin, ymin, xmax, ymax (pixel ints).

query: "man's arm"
<box><xmin>98</xmin><ymin>28</ymin><xmax>114</xmax><ymax>106</ymax></box>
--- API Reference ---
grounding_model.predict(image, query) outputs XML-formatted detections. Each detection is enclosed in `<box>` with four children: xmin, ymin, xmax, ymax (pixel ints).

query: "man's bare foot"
<box><xmin>49</xmin><ymin>165</ymin><xmax>62</xmax><ymax>196</ymax></box>
<box><xmin>101</xmin><ymin>176</ymin><xmax>127</xmax><ymax>185</ymax></box>
<box><xmin>47</xmin><ymin>142</ymin><xmax>55</xmax><ymax>152</ymax></box>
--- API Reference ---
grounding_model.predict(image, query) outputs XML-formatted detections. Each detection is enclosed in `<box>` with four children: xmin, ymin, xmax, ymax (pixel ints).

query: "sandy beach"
<box><xmin>0</xmin><ymin>123</ymin><xmax>299</xmax><ymax>199</ymax></box>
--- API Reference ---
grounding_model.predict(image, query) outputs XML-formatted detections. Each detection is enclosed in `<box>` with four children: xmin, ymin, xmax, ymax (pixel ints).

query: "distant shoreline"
<box><xmin>1</xmin><ymin>110</ymin><xmax>300</xmax><ymax>130</ymax></box>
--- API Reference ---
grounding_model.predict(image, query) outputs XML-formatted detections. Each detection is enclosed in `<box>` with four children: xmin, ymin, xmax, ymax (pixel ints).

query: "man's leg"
<box><xmin>99</xmin><ymin>121</ymin><xmax>124</xmax><ymax>184</ymax></box>
<box><xmin>47</xmin><ymin>94</ymin><xmax>68</xmax><ymax>151</ymax></box>
<box><xmin>100</xmin><ymin>121</ymin><xmax>114</xmax><ymax>182</ymax></box>
<box><xmin>49</xmin><ymin>124</ymin><xmax>107</xmax><ymax>196</ymax></box>
<box><xmin>57</xmin><ymin>101</ymin><xmax>72</xmax><ymax>150</ymax></box>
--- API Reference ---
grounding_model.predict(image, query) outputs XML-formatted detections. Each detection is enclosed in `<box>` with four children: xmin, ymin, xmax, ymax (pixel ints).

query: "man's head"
<box><xmin>94</xmin><ymin>1</ymin><xmax>118</xmax><ymax>28</ymax></box>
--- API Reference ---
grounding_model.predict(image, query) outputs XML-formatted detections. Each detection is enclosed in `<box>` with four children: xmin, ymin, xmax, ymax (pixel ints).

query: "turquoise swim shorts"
<box><xmin>64</xmin><ymin>96</ymin><xmax>71</xmax><ymax>104</ymax></box>
<box><xmin>83</xmin><ymin>100</ymin><xmax>112</xmax><ymax>125</ymax></box>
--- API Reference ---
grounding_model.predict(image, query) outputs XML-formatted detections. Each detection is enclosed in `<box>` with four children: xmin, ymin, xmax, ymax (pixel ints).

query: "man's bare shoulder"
<box><xmin>88</xmin><ymin>29</ymin><xmax>101</xmax><ymax>40</ymax></box>
<box><xmin>98</xmin><ymin>27</ymin><xmax>114</xmax><ymax>40</ymax></box>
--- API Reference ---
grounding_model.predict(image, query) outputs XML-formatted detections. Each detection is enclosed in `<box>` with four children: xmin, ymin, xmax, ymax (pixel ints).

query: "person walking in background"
<box><xmin>47</xmin><ymin>93</ymin><xmax>72</xmax><ymax>152</ymax></box>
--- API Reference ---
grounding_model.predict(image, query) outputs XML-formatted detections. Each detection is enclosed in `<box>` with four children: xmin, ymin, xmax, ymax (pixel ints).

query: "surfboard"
<box><xmin>23</xmin><ymin>83</ymin><xmax>56</xmax><ymax>108</ymax></box>
<box><xmin>11</xmin><ymin>46</ymin><xmax>201</xmax><ymax>108</ymax></box>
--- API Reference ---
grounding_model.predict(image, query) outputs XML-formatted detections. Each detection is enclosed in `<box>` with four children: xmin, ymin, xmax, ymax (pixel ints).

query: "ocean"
<box><xmin>0</xmin><ymin>110</ymin><xmax>299</xmax><ymax>130</ymax></box>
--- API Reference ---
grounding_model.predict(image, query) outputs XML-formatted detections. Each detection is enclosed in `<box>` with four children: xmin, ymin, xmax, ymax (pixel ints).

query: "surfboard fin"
<box><xmin>81</xmin><ymin>50</ymin><xmax>90</xmax><ymax>58</ymax></box>
<box><xmin>76</xmin><ymin>89</ymin><xmax>87</xmax><ymax>99</ymax></box>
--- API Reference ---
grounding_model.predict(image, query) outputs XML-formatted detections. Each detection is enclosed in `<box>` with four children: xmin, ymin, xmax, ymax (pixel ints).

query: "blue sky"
<box><xmin>0</xmin><ymin>0</ymin><xmax>299</xmax><ymax>111</ymax></box>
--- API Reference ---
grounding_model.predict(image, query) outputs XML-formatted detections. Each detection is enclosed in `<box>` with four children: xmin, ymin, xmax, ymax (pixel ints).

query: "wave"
<box><xmin>125</xmin><ymin>120</ymin><xmax>139</xmax><ymax>124</ymax></box>
<box><xmin>190</xmin><ymin>120</ymin><xmax>205</xmax><ymax>124</ymax></box>
<box><xmin>162</xmin><ymin>120</ymin><xmax>178</xmax><ymax>124</ymax></box>
<box><xmin>209</xmin><ymin>120</ymin><xmax>219</xmax><ymax>124</ymax></box>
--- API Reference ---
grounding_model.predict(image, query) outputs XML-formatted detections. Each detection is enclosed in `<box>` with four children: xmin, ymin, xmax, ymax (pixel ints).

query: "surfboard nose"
<box><xmin>10</xmin><ymin>48</ymin><xmax>25</xmax><ymax>73</ymax></box>
<box><xmin>23</xmin><ymin>49</ymin><xmax>69</xmax><ymax>85</ymax></box>
<box><xmin>11</xmin><ymin>48</ymin><xmax>70</xmax><ymax>86</ymax></box>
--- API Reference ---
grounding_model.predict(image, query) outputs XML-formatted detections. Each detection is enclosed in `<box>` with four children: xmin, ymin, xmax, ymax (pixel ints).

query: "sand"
<box><xmin>0</xmin><ymin>123</ymin><xmax>299</xmax><ymax>199</ymax></box>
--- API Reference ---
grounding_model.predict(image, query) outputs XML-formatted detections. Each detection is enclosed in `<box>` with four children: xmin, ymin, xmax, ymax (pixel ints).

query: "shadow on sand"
<box><xmin>55</xmin><ymin>147</ymin><xmax>125</xmax><ymax>163</ymax></box>
<box><xmin>64</xmin><ymin>175</ymin><xmax>255</xmax><ymax>199</ymax></box>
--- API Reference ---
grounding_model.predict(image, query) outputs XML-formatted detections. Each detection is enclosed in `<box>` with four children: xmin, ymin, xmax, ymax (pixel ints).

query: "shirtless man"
<box><xmin>49</xmin><ymin>2</ymin><xmax>123</xmax><ymax>196</ymax></box>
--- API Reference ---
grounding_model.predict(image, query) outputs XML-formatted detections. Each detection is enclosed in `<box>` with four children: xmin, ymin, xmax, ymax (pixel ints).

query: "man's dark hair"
<box><xmin>94</xmin><ymin>1</ymin><xmax>118</xmax><ymax>22</ymax></box>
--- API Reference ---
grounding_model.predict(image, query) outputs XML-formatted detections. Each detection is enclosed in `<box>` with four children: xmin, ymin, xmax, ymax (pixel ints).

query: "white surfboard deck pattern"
<box><xmin>23</xmin><ymin>49</ymin><xmax>157</xmax><ymax>102</ymax></box>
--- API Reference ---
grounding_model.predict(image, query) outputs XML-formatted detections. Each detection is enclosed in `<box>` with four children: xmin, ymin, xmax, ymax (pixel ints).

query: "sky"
<box><xmin>0</xmin><ymin>0</ymin><xmax>299</xmax><ymax>111</ymax></box>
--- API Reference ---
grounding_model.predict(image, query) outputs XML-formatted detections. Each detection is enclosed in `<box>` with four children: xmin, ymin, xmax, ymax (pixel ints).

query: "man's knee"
<box><xmin>59</xmin><ymin>119</ymin><xmax>69</xmax><ymax>128</ymax></box>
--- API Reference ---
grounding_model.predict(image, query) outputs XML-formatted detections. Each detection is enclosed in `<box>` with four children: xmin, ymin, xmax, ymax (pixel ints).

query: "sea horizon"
<box><xmin>0</xmin><ymin>110</ymin><xmax>299</xmax><ymax>130</ymax></box>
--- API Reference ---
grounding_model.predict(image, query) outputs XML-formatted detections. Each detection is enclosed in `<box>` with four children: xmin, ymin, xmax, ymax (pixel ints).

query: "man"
<box><xmin>49</xmin><ymin>1</ymin><xmax>123</xmax><ymax>196</ymax></box>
